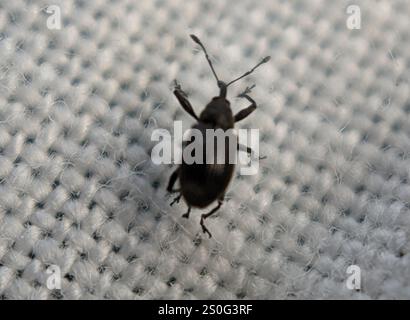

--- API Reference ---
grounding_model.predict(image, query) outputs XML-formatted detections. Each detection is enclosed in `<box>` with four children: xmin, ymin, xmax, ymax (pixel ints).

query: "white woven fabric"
<box><xmin>0</xmin><ymin>0</ymin><xmax>409</xmax><ymax>299</ymax></box>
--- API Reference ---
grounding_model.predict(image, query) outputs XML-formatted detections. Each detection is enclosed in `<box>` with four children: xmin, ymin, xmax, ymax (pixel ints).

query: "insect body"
<box><xmin>167</xmin><ymin>34</ymin><xmax>270</xmax><ymax>237</ymax></box>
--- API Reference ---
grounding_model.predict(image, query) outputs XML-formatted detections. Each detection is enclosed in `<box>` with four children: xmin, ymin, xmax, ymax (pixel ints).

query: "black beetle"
<box><xmin>167</xmin><ymin>34</ymin><xmax>270</xmax><ymax>237</ymax></box>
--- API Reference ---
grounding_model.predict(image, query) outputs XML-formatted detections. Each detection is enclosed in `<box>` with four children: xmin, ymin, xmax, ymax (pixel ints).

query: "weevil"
<box><xmin>167</xmin><ymin>34</ymin><xmax>270</xmax><ymax>237</ymax></box>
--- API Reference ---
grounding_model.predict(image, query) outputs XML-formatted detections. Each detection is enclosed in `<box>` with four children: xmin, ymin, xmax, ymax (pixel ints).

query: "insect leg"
<box><xmin>200</xmin><ymin>199</ymin><xmax>223</xmax><ymax>238</ymax></box>
<box><xmin>182</xmin><ymin>206</ymin><xmax>191</xmax><ymax>219</ymax></box>
<box><xmin>167</xmin><ymin>167</ymin><xmax>180</xmax><ymax>193</ymax></box>
<box><xmin>173</xmin><ymin>80</ymin><xmax>199</xmax><ymax>120</ymax></box>
<box><xmin>170</xmin><ymin>194</ymin><xmax>181</xmax><ymax>206</ymax></box>
<box><xmin>237</xmin><ymin>143</ymin><xmax>266</xmax><ymax>160</ymax></box>
<box><xmin>234</xmin><ymin>87</ymin><xmax>257</xmax><ymax>122</ymax></box>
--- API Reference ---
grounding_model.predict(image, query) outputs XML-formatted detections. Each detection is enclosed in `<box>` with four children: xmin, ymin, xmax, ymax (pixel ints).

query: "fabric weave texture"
<box><xmin>0</xmin><ymin>0</ymin><xmax>409</xmax><ymax>299</ymax></box>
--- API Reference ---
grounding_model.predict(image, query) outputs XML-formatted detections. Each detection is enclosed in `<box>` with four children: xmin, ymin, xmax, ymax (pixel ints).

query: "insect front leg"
<box><xmin>234</xmin><ymin>85</ymin><xmax>257</xmax><ymax>122</ymax></box>
<box><xmin>200</xmin><ymin>199</ymin><xmax>223</xmax><ymax>238</ymax></box>
<box><xmin>173</xmin><ymin>80</ymin><xmax>199</xmax><ymax>120</ymax></box>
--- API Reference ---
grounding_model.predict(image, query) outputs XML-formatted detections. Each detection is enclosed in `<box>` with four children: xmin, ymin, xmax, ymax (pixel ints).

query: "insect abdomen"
<box><xmin>179</xmin><ymin>122</ymin><xmax>236</xmax><ymax>208</ymax></box>
<box><xmin>180</xmin><ymin>163</ymin><xmax>235</xmax><ymax>208</ymax></box>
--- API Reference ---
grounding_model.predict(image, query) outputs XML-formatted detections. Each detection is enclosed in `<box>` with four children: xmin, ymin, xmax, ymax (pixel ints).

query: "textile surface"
<box><xmin>0</xmin><ymin>0</ymin><xmax>409</xmax><ymax>299</ymax></box>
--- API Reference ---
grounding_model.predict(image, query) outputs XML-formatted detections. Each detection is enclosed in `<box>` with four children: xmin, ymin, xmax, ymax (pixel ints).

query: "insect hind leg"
<box><xmin>200</xmin><ymin>199</ymin><xmax>223</xmax><ymax>238</ymax></box>
<box><xmin>182</xmin><ymin>206</ymin><xmax>191</xmax><ymax>219</ymax></box>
